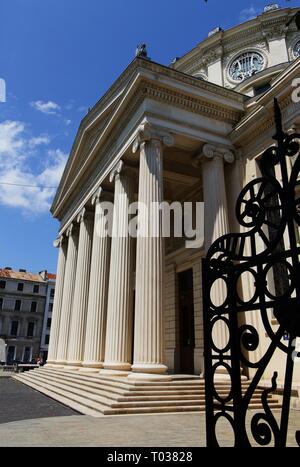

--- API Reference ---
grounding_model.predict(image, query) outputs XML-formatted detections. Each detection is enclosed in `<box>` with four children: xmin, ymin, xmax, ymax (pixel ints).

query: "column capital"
<box><xmin>66</xmin><ymin>223</ymin><xmax>75</xmax><ymax>238</ymax></box>
<box><xmin>132</xmin><ymin>122</ymin><xmax>174</xmax><ymax>154</ymax></box>
<box><xmin>109</xmin><ymin>160</ymin><xmax>124</xmax><ymax>183</ymax></box>
<box><xmin>196</xmin><ymin>144</ymin><xmax>235</xmax><ymax>165</ymax></box>
<box><xmin>53</xmin><ymin>236</ymin><xmax>65</xmax><ymax>248</ymax></box>
<box><xmin>77</xmin><ymin>207</ymin><xmax>93</xmax><ymax>224</ymax></box>
<box><xmin>91</xmin><ymin>187</ymin><xmax>103</xmax><ymax>206</ymax></box>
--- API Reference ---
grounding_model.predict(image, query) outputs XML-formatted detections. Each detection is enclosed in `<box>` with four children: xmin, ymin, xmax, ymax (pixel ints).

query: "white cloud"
<box><xmin>64</xmin><ymin>119</ymin><xmax>72</xmax><ymax>126</ymax></box>
<box><xmin>239</xmin><ymin>5</ymin><xmax>260</xmax><ymax>23</ymax></box>
<box><xmin>28</xmin><ymin>135</ymin><xmax>50</xmax><ymax>148</ymax></box>
<box><xmin>0</xmin><ymin>120</ymin><xmax>67</xmax><ymax>215</ymax></box>
<box><xmin>77</xmin><ymin>105</ymin><xmax>89</xmax><ymax>113</ymax></box>
<box><xmin>31</xmin><ymin>100</ymin><xmax>61</xmax><ymax>115</ymax></box>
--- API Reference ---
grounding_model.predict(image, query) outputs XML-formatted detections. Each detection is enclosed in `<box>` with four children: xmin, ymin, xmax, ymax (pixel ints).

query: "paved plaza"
<box><xmin>0</xmin><ymin>378</ymin><xmax>299</xmax><ymax>447</ymax></box>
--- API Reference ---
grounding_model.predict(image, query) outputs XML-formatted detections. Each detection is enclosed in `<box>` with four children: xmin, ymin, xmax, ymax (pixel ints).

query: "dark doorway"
<box><xmin>178</xmin><ymin>269</ymin><xmax>195</xmax><ymax>374</ymax></box>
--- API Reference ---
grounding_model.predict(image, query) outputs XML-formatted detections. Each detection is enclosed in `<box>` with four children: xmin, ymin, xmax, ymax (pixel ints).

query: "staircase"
<box><xmin>13</xmin><ymin>367</ymin><xmax>281</xmax><ymax>417</ymax></box>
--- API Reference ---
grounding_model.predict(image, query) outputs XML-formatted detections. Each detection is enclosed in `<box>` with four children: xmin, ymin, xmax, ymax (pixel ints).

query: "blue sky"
<box><xmin>0</xmin><ymin>0</ymin><xmax>298</xmax><ymax>273</ymax></box>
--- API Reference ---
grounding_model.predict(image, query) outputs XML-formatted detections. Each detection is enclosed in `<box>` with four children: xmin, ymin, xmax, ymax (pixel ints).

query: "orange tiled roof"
<box><xmin>0</xmin><ymin>269</ymin><xmax>48</xmax><ymax>282</ymax></box>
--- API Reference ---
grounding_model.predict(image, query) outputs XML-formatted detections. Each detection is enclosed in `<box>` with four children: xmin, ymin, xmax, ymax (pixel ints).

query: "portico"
<box><xmin>46</xmin><ymin>58</ymin><xmax>244</xmax><ymax>378</ymax></box>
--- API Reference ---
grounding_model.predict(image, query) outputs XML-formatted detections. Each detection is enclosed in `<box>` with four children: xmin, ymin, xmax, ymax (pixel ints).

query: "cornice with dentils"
<box><xmin>51</xmin><ymin>58</ymin><xmax>246</xmax><ymax>218</ymax></box>
<box><xmin>173</xmin><ymin>7</ymin><xmax>298</xmax><ymax>74</ymax></box>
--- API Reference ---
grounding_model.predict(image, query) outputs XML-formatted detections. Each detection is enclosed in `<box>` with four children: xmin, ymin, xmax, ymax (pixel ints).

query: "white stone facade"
<box><xmin>47</xmin><ymin>6</ymin><xmax>300</xmax><ymax>394</ymax></box>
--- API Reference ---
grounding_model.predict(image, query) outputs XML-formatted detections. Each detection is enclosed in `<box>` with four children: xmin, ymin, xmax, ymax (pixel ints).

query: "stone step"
<box><xmin>17</xmin><ymin>372</ymin><xmax>205</xmax><ymax>408</ymax></box>
<box><xmin>14</xmin><ymin>369</ymin><xmax>281</xmax><ymax>417</ymax></box>
<box><xmin>14</xmin><ymin>374</ymin><xmax>205</xmax><ymax>416</ymax></box>
<box><xmin>26</xmin><ymin>369</ymin><xmax>258</xmax><ymax>400</ymax></box>
<box><xmin>22</xmin><ymin>370</ymin><xmax>205</xmax><ymax>399</ymax></box>
<box><xmin>37</xmin><ymin>368</ymin><xmax>205</xmax><ymax>392</ymax></box>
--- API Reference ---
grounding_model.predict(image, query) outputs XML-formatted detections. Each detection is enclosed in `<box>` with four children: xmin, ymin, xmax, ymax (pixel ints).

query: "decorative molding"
<box><xmin>196</xmin><ymin>144</ymin><xmax>235</xmax><ymax>165</ymax></box>
<box><xmin>132</xmin><ymin>122</ymin><xmax>175</xmax><ymax>154</ymax></box>
<box><xmin>91</xmin><ymin>187</ymin><xmax>103</xmax><ymax>206</ymax></box>
<box><xmin>288</xmin><ymin>34</ymin><xmax>300</xmax><ymax>60</ymax></box>
<box><xmin>53</xmin><ymin>236</ymin><xmax>64</xmax><ymax>248</ymax></box>
<box><xmin>66</xmin><ymin>223</ymin><xmax>75</xmax><ymax>237</ymax></box>
<box><xmin>77</xmin><ymin>207</ymin><xmax>87</xmax><ymax>223</ymax></box>
<box><xmin>109</xmin><ymin>160</ymin><xmax>124</xmax><ymax>183</ymax></box>
<box><xmin>225</xmin><ymin>46</ymin><xmax>269</xmax><ymax>86</ymax></box>
<box><xmin>142</xmin><ymin>82</ymin><xmax>242</xmax><ymax>124</ymax></box>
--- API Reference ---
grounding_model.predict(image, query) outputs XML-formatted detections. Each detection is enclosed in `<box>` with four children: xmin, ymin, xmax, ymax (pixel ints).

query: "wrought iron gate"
<box><xmin>203</xmin><ymin>99</ymin><xmax>300</xmax><ymax>447</ymax></box>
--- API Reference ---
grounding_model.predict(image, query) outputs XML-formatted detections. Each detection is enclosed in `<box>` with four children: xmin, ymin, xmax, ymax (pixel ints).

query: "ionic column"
<box><xmin>199</xmin><ymin>144</ymin><xmax>234</xmax><ymax>248</ymax></box>
<box><xmin>198</xmin><ymin>144</ymin><xmax>234</xmax><ymax>378</ymax></box>
<box><xmin>56</xmin><ymin>224</ymin><xmax>79</xmax><ymax>364</ymax></box>
<box><xmin>130</xmin><ymin>123</ymin><xmax>174</xmax><ymax>377</ymax></box>
<box><xmin>82</xmin><ymin>188</ymin><xmax>111</xmax><ymax>369</ymax></box>
<box><xmin>46</xmin><ymin>236</ymin><xmax>67</xmax><ymax>365</ymax></box>
<box><xmin>66</xmin><ymin>208</ymin><xmax>93</xmax><ymax>367</ymax></box>
<box><xmin>101</xmin><ymin>161</ymin><xmax>134</xmax><ymax>374</ymax></box>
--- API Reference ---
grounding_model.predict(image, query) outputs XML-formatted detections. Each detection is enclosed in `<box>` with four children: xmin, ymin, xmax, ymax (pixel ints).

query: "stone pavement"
<box><xmin>0</xmin><ymin>378</ymin><xmax>299</xmax><ymax>447</ymax></box>
<box><xmin>0</xmin><ymin>378</ymin><xmax>78</xmax><ymax>424</ymax></box>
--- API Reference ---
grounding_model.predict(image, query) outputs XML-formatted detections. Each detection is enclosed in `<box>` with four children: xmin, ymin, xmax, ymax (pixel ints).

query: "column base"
<box><xmin>99</xmin><ymin>369</ymin><xmax>130</xmax><ymax>377</ymax></box>
<box><xmin>63</xmin><ymin>363</ymin><xmax>82</xmax><ymax>371</ymax></box>
<box><xmin>55</xmin><ymin>360</ymin><xmax>67</xmax><ymax>366</ymax></box>
<box><xmin>128</xmin><ymin>372</ymin><xmax>172</xmax><ymax>382</ymax></box>
<box><xmin>81</xmin><ymin>362</ymin><xmax>103</xmax><ymax>369</ymax></box>
<box><xmin>131</xmin><ymin>363</ymin><xmax>168</xmax><ymax>375</ymax></box>
<box><xmin>79</xmin><ymin>367</ymin><xmax>101</xmax><ymax>374</ymax></box>
<box><xmin>102</xmin><ymin>362</ymin><xmax>132</xmax><ymax>372</ymax></box>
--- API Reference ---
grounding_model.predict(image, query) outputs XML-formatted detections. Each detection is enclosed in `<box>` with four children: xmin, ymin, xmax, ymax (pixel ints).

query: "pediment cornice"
<box><xmin>51</xmin><ymin>58</ymin><xmax>245</xmax><ymax>222</ymax></box>
<box><xmin>173</xmin><ymin>7</ymin><xmax>297</xmax><ymax>76</ymax></box>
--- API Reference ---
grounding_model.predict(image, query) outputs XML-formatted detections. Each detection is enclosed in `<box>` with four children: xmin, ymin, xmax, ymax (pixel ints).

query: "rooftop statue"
<box><xmin>135</xmin><ymin>43</ymin><xmax>149</xmax><ymax>59</ymax></box>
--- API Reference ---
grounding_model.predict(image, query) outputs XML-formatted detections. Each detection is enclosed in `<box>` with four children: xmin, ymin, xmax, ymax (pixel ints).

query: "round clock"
<box><xmin>229</xmin><ymin>52</ymin><xmax>265</xmax><ymax>82</ymax></box>
<box><xmin>293</xmin><ymin>40</ymin><xmax>300</xmax><ymax>59</ymax></box>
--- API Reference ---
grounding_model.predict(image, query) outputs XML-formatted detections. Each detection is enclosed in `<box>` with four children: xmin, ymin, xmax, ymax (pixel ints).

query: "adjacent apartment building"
<box><xmin>40</xmin><ymin>273</ymin><xmax>56</xmax><ymax>362</ymax></box>
<box><xmin>0</xmin><ymin>268</ymin><xmax>56</xmax><ymax>364</ymax></box>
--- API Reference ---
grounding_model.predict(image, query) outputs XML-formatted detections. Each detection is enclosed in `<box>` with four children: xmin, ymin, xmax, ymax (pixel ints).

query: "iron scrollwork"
<box><xmin>203</xmin><ymin>99</ymin><xmax>300</xmax><ymax>447</ymax></box>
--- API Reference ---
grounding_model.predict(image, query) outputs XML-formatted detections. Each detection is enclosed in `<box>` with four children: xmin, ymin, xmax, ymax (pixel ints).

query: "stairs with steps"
<box><xmin>13</xmin><ymin>367</ymin><xmax>281</xmax><ymax>417</ymax></box>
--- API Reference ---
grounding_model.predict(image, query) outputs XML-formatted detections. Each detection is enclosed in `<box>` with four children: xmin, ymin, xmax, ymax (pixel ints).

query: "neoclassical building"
<box><xmin>16</xmin><ymin>5</ymin><xmax>300</xmax><ymax>413</ymax></box>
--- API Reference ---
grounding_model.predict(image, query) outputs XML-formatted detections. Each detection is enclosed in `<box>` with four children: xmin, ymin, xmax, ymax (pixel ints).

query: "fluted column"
<box><xmin>82</xmin><ymin>188</ymin><xmax>111</xmax><ymax>369</ymax></box>
<box><xmin>46</xmin><ymin>236</ymin><xmax>67</xmax><ymax>365</ymax></box>
<box><xmin>198</xmin><ymin>144</ymin><xmax>234</xmax><ymax>378</ymax></box>
<box><xmin>130</xmin><ymin>123</ymin><xmax>174</xmax><ymax>377</ymax></box>
<box><xmin>56</xmin><ymin>224</ymin><xmax>79</xmax><ymax>364</ymax></box>
<box><xmin>66</xmin><ymin>208</ymin><xmax>93</xmax><ymax>367</ymax></box>
<box><xmin>199</xmin><ymin>144</ymin><xmax>234</xmax><ymax>248</ymax></box>
<box><xmin>101</xmin><ymin>161</ymin><xmax>134</xmax><ymax>374</ymax></box>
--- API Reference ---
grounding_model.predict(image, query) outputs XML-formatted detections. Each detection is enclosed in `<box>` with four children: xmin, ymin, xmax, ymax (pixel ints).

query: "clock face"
<box><xmin>229</xmin><ymin>52</ymin><xmax>265</xmax><ymax>82</ymax></box>
<box><xmin>293</xmin><ymin>40</ymin><xmax>300</xmax><ymax>58</ymax></box>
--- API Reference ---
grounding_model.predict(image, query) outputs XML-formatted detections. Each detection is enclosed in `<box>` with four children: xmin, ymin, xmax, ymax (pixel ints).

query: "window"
<box><xmin>48</xmin><ymin>303</ymin><xmax>53</xmax><ymax>312</ymax></box>
<box><xmin>7</xmin><ymin>346</ymin><xmax>16</xmax><ymax>364</ymax></box>
<box><xmin>0</xmin><ymin>281</ymin><xmax>6</xmax><ymax>289</ymax></box>
<box><xmin>23</xmin><ymin>347</ymin><xmax>31</xmax><ymax>363</ymax></box>
<box><xmin>0</xmin><ymin>298</ymin><xmax>3</xmax><ymax>310</ymax></box>
<box><xmin>33</xmin><ymin>285</ymin><xmax>39</xmax><ymax>294</ymax></box>
<box><xmin>27</xmin><ymin>322</ymin><xmax>35</xmax><ymax>338</ymax></box>
<box><xmin>17</xmin><ymin>283</ymin><xmax>24</xmax><ymax>292</ymax></box>
<box><xmin>50</xmin><ymin>288</ymin><xmax>55</xmax><ymax>298</ymax></box>
<box><xmin>229</xmin><ymin>51</ymin><xmax>265</xmax><ymax>82</ymax></box>
<box><xmin>45</xmin><ymin>334</ymin><xmax>50</xmax><ymax>345</ymax></box>
<box><xmin>15</xmin><ymin>300</ymin><xmax>21</xmax><ymax>311</ymax></box>
<box><xmin>10</xmin><ymin>321</ymin><xmax>19</xmax><ymax>336</ymax></box>
<box><xmin>47</xmin><ymin>318</ymin><xmax>52</xmax><ymax>329</ymax></box>
<box><xmin>30</xmin><ymin>301</ymin><xmax>37</xmax><ymax>313</ymax></box>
